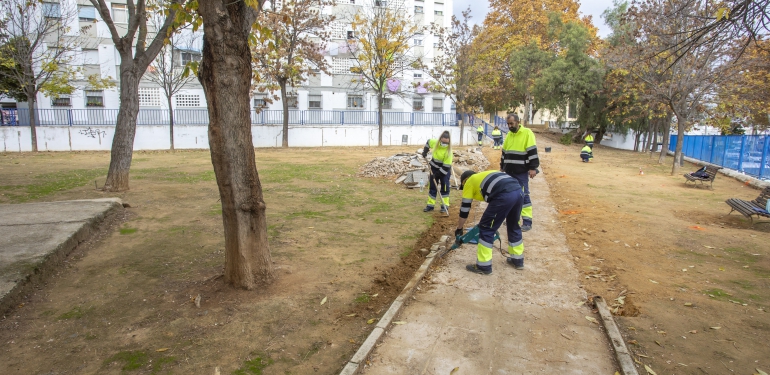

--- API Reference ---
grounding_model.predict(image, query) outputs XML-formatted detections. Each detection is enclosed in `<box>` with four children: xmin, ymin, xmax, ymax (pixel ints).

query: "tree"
<box><xmin>252</xmin><ymin>0</ymin><xmax>333</xmax><ymax>148</ymax></box>
<box><xmin>349</xmin><ymin>2</ymin><xmax>420</xmax><ymax>146</ymax></box>
<box><xmin>196</xmin><ymin>0</ymin><xmax>275</xmax><ymax>289</ymax></box>
<box><xmin>0</xmin><ymin>0</ymin><xmax>89</xmax><ymax>151</ymax></box>
<box><xmin>90</xmin><ymin>0</ymin><xmax>182</xmax><ymax>191</ymax></box>
<box><xmin>145</xmin><ymin>32</ymin><xmax>200</xmax><ymax>151</ymax></box>
<box><xmin>508</xmin><ymin>41</ymin><xmax>553</xmax><ymax>125</ymax></box>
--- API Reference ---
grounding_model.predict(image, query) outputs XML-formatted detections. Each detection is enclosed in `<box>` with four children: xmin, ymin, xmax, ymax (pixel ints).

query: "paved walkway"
<box><xmin>361</xmin><ymin>153</ymin><xmax>617</xmax><ymax>374</ymax></box>
<box><xmin>0</xmin><ymin>198</ymin><xmax>122</xmax><ymax>312</ymax></box>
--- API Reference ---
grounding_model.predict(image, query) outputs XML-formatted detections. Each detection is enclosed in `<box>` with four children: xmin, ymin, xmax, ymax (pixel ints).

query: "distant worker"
<box><xmin>491</xmin><ymin>126</ymin><xmax>503</xmax><ymax>149</ymax></box>
<box><xmin>421</xmin><ymin>130</ymin><xmax>453</xmax><ymax>213</ymax></box>
<box><xmin>580</xmin><ymin>145</ymin><xmax>593</xmax><ymax>162</ymax></box>
<box><xmin>500</xmin><ymin>114</ymin><xmax>538</xmax><ymax>232</ymax></box>
<box><xmin>457</xmin><ymin>170</ymin><xmax>525</xmax><ymax>274</ymax></box>
<box><xmin>476</xmin><ymin>124</ymin><xmax>484</xmax><ymax>146</ymax></box>
<box><xmin>584</xmin><ymin>131</ymin><xmax>595</xmax><ymax>149</ymax></box>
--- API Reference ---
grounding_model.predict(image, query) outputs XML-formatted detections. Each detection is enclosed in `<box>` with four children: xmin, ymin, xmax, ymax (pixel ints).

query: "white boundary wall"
<box><xmin>1</xmin><ymin>125</ymin><xmax>476</xmax><ymax>152</ymax></box>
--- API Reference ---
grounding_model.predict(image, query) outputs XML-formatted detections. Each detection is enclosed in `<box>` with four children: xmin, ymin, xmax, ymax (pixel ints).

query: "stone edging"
<box><xmin>594</xmin><ymin>296</ymin><xmax>640</xmax><ymax>375</ymax></box>
<box><xmin>338</xmin><ymin>236</ymin><xmax>448</xmax><ymax>375</ymax></box>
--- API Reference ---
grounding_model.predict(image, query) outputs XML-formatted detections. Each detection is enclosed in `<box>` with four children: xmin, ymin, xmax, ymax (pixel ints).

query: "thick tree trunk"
<box><xmin>198</xmin><ymin>0</ymin><xmax>273</xmax><ymax>289</ymax></box>
<box><xmin>649</xmin><ymin>121</ymin><xmax>659</xmax><ymax>155</ymax></box>
<box><xmin>523</xmin><ymin>92</ymin><xmax>532</xmax><ymax>125</ymax></box>
<box><xmin>458</xmin><ymin>106</ymin><xmax>464</xmax><ymax>146</ymax></box>
<box><xmin>280</xmin><ymin>80</ymin><xmax>289</xmax><ymax>148</ymax></box>
<box><xmin>168</xmin><ymin>95</ymin><xmax>175</xmax><ymax>151</ymax></box>
<box><xmin>671</xmin><ymin>113</ymin><xmax>687</xmax><ymax>175</ymax></box>
<box><xmin>103</xmin><ymin>69</ymin><xmax>141</xmax><ymax>191</ymax></box>
<box><xmin>595</xmin><ymin>129</ymin><xmax>606</xmax><ymax>145</ymax></box>
<box><xmin>633</xmin><ymin>130</ymin><xmax>641</xmax><ymax>152</ymax></box>
<box><xmin>643</xmin><ymin>119</ymin><xmax>652</xmax><ymax>152</ymax></box>
<box><xmin>377</xmin><ymin>91</ymin><xmax>383</xmax><ymax>146</ymax></box>
<box><xmin>28</xmin><ymin>96</ymin><xmax>38</xmax><ymax>152</ymax></box>
<box><xmin>658</xmin><ymin>112</ymin><xmax>672</xmax><ymax>164</ymax></box>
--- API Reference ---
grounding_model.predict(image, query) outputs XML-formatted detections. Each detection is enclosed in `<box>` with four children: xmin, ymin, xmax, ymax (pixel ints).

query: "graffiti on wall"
<box><xmin>78</xmin><ymin>127</ymin><xmax>107</xmax><ymax>139</ymax></box>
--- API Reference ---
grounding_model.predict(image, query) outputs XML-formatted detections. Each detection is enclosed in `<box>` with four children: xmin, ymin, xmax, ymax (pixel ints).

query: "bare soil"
<box><xmin>535</xmin><ymin>131</ymin><xmax>770</xmax><ymax>374</ymax></box>
<box><xmin>0</xmin><ymin>147</ymin><xmax>455</xmax><ymax>375</ymax></box>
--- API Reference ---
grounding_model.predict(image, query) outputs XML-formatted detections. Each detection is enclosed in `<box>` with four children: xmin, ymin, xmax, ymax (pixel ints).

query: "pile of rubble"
<box><xmin>358</xmin><ymin>148</ymin><xmax>491</xmax><ymax>189</ymax></box>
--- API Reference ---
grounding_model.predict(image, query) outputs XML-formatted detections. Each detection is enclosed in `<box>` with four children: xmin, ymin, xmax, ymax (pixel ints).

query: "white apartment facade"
<box><xmin>1</xmin><ymin>0</ymin><xmax>455</xmax><ymax>119</ymax></box>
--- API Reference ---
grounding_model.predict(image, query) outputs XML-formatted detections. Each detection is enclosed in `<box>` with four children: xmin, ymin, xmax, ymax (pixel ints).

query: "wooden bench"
<box><xmin>725</xmin><ymin>186</ymin><xmax>770</xmax><ymax>224</ymax></box>
<box><xmin>683</xmin><ymin>165</ymin><xmax>721</xmax><ymax>189</ymax></box>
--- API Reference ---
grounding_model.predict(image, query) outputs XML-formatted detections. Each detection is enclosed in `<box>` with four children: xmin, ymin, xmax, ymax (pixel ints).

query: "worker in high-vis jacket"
<box><xmin>500</xmin><ymin>113</ymin><xmax>538</xmax><ymax>232</ymax></box>
<box><xmin>421</xmin><ymin>130</ymin><xmax>453</xmax><ymax>213</ymax></box>
<box><xmin>476</xmin><ymin>124</ymin><xmax>484</xmax><ymax>146</ymax></box>
<box><xmin>491</xmin><ymin>126</ymin><xmax>503</xmax><ymax>149</ymax></box>
<box><xmin>457</xmin><ymin>170</ymin><xmax>525</xmax><ymax>274</ymax></box>
<box><xmin>580</xmin><ymin>145</ymin><xmax>593</xmax><ymax>162</ymax></box>
<box><xmin>584</xmin><ymin>131</ymin><xmax>595</xmax><ymax>149</ymax></box>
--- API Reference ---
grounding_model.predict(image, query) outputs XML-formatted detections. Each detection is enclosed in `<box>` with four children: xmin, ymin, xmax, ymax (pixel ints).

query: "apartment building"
<box><xmin>2</xmin><ymin>0</ymin><xmax>454</xmax><ymax>118</ymax></box>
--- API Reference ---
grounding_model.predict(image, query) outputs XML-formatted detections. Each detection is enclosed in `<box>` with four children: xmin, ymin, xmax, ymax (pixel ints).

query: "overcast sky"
<box><xmin>453</xmin><ymin>0</ymin><xmax>616</xmax><ymax>38</ymax></box>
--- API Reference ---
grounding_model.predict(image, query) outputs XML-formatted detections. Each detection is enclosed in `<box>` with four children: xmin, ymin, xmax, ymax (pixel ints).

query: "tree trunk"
<box><xmin>643</xmin><ymin>119</ymin><xmax>653</xmax><ymax>152</ymax></box>
<box><xmin>168</xmin><ymin>95</ymin><xmax>175</xmax><ymax>151</ymax></box>
<box><xmin>658</xmin><ymin>112</ymin><xmax>672</xmax><ymax>164</ymax></box>
<box><xmin>280</xmin><ymin>80</ymin><xmax>289</xmax><ymax>148</ymax></box>
<box><xmin>377</xmin><ymin>91</ymin><xmax>383</xmax><ymax>146</ymax></box>
<box><xmin>595</xmin><ymin>128</ymin><xmax>606</xmax><ymax>144</ymax></box>
<box><xmin>458</xmin><ymin>106</ymin><xmax>464</xmax><ymax>146</ymax></box>
<box><xmin>103</xmin><ymin>68</ymin><xmax>141</xmax><ymax>191</ymax></box>
<box><xmin>671</xmin><ymin>113</ymin><xmax>687</xmax><ymax>175</ymax></box>
<box><xmin>633</xmin><ymin>130</ymin><xmax>641</xmax><ymax>152</ymax></box>
<box><xmin>523</xmin><ymin>92</ymin><xmax>531</xmax><ymax>125</ymax></box>
<box><xmin>649</xmin><ymin>121</ymin><xmax>659</xmax><ymax>155</ymax></box>
<box><xmin>28</xmin><ymin>96</ymin><xmax>38</xmax><ymax>152</ymax></box>
<box><xmin>198</xmin><ymin>0</ymin><xmax>273</xmax><ymax>289</ymax></box>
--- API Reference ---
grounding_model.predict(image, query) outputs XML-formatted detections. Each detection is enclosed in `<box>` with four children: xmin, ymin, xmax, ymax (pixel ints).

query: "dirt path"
<box><xmin>361</xmin><ymin>144</ymin><xmax>617</xmax><ymax>374</ymax></box>
<box><xmin>539</xmin><ymin>132</ymin><xmax>770</xmax><ymax>374</ymax></box>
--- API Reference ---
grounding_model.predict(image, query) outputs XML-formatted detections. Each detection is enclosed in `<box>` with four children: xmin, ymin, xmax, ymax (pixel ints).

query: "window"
<box><xmin>51</xmin><ymin>96</ymin><xmax>71</xmax><ymax>106</ymax></box>
<box><xmin>568</xmin><ymin>102</ymin><xmax>577</xmax><ymax>118</ymax></box>
<box><xmin>176</xmin><ymin>94</ymin><xmax>201</xmax><ymax>107</ymax></box>
<box><xmin>330</xmin><ymin>22</ymin><xmax>346</xmax><ymax>39</ymax></box>
<box><xmin>450</xmin><ymin>102</ymin><xmax>456</xmax><ymax>110</ymax></box>
<box><xmin>348</xmin><ymin>0</ymin><xmax>356</xmax><ymax>3</ymax></box>
<box><xmin>83</xmin><ymin>49</ymin><xmax>99</xmax><ymax>64</ymax></box>
<box><xmin>347</xmin><ymin>95</ymin><xmax>364</xmax><ymax>109</ymax></box>
<box><xmin>42</xmin><ymin>2</ymin><xmax>61</xmax><ymax>18</ymax></box>
<box><xmin>432</xmin><ymin>98</ymin><xmax>443</xmax><ymax>111</ymax></box>
<box><xmin>347</xmin><ymin>31</ymin><xmax>355</xmax><ymax>40</ymax></box>
<box><xmin>286</xmin><ymin>95</ymin><xmax>298</xmax><ymax>109</ymax></box>
<box><xmin>253</xmin><ymin>95</ymin><xmax>267</xmax><ymax>109</ymax></box>
<box><xmin>112</xmin><ymin>4</ymin><xmax>127</xmax><ymax>23</ymax></box>
<box><xmin>308</xmin><ymin>95</ymin><xmax>322</xmax><ymax>109</ymax></box>
<box><xmin>85</xmin><ymin>90</ymin><xmax>104</xmax><ymax>107</ymax></box>
<box><xmin>414</xmin><ymin>38</ymin><xmax>423</xmax><ymax>46</ymax></box>
<box><xmin>375</xmin><ymin>0</ymin><xmax>387</xmax><ymax>6</ymax></box>
<box><xmin>415</xmin><ymin>6</ymin><xmax>423</xmax><ymax>13</ymax></box>
<box><xmin>380</xmin><ymin>98</ymin><xmax>392</xmax><ymax>110</ymax></box>
<box><xmin>434</xmin><ymin>10</ymin><xmax>443</xmax><ymax>16</ymax></box>
<box><xmin>331</xmin><ymin>57</ymin><xmax>354</xmax><ymax>75</ymax></box>
<box><xmin>414</xmin><ymin>73</ymin><xmax>422</xmax><ymax>78</ymax></box>
<box><xmin>413</xmin><ymin>98</ymin><xmax>424</xmax><ymax>111</ymax></box>
<box><xmin>138</xmin><ymin>87</ymin><xmax>161</xmax><ymax>107</ymax></box>
<box><xmin>181</xmin><ymin>51</ymin><xmax>201</xmax><ymax>66</ymax></box>
<box><xmin>78</xmin><ymin>6</ymin><xmax>96</xmax><ymax>21</ymax></box>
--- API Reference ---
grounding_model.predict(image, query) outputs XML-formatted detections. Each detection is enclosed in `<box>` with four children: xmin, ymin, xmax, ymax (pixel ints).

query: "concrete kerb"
<box><xmin>594</xmin><ymin>296</ymin><xmax>640</xmax><ymax>375</ymax></box>
<box><xmin>339</xmin><ymin>242</ymin><xmax>444</xmax><ymax>375</ymax></box>
<box><xmin>0</xmin><ymin>198</ymin><xmax>123</xmax><ymax>315</ymax></box>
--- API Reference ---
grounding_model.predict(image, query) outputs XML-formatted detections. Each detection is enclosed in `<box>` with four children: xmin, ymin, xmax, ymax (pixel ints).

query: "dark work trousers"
<box><xmin>427</xmin><ymin>168</ymin><xmax>451</xmax><ymax>208</ymax></box>
<box><xmin>476</xmin><ymin>188</ymin><xmax>523</xmax><ymax>272</ymax></box>
<box><xmin>508</xmin><ymin>172</ymin><xmax>532</xmax><ymax>226</ymax></box>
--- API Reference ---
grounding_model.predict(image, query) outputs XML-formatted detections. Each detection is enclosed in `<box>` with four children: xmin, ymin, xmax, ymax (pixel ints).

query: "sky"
<box><xmin>453</xmin><ymin>0</ymin><xmax>616</xmax><ymax>38</ymax></box>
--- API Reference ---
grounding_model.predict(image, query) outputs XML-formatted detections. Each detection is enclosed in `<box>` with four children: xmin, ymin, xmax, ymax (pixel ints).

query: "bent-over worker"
<box><xmin>580</xmin><ymin>145</ymin><xmax>593</xmax><ymax>162</ymax></box>
<box><xmin>422</xmin><ymin>130</ymin><xmax>453</xmax><ymax>213</ymax></box>
<box><xmin>457</xmin><ymin>170</ymin><xmax>525</xmax><ymax>274</ymax></box>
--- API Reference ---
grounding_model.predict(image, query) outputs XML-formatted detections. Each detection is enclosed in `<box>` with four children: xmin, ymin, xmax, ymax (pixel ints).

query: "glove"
<box><xmin>454</xmin><ymin>228</ymin><xmax>464</xmax><ymax>238</ymax></box>
<box><xmin>422</xmin><ymin>149</ymin><xmax>428</xmax><ymax>158</ymax></box>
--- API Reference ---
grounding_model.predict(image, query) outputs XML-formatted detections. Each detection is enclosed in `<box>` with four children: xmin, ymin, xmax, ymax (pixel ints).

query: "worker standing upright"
<box><xmin>476</xmin><ymin>124</ymin><xmax>484</xmax><ymax>147</ymax></box>
<box><xmin>584</xmin><ymin>131</ymin><xmax>595</xmax><ymax>149</ymax></box>
<box><xmin>422</xmin><ymin>130</ymin><xmax>453</xmax><ymax>213</ymax></box>
<box><xmin>456</xmin><ymin>170</ymin><xmax>525</xmax><ymax>273</ymax></box>
<box><xmin>491</xmin><ymin>126</ymin><xmax>502</xmax><ymax>149</ymax></box>
<box><xmin>500</xmin><ymin>113</ymin><xmax>538</xmax><ymax>232</ymax></box>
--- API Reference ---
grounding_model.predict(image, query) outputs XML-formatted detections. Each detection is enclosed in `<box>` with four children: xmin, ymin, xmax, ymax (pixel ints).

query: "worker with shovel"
<box><xmin>456</xmin><ymin>170</ymin><xmax>525</xmax><ymax>275</ymax></box>
<box><xmin>422</xmin><ymin>130</ymin><xmax>453</xmax><ymax>213</ymax></box>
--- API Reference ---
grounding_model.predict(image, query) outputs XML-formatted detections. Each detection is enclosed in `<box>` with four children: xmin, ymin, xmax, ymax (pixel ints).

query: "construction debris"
<box><xmin>358</xmin><ymin>148</ymin><xmax>490</xmax><ymax>189</ymax></box>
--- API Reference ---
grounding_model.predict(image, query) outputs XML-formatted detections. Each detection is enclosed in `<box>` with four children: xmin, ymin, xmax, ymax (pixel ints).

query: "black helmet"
<box><xmin>460</xmin><ymin>170</ymin><xmax>476</xmax><ymax>189</ymax></box>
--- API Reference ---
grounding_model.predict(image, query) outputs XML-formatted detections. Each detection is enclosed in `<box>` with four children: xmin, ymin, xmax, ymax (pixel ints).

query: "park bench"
<box><xmin>724</xmin><ymin>186</ymin><xmax>770</xmax><ymax>224</ymax></box>
<box><xmin>683</xmin><ymin>165</ymin><xmax>721</xmax><ymax>189</ymax></box>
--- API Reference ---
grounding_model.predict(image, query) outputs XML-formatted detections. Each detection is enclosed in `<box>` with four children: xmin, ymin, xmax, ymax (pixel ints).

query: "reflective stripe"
<box><xmin>477</xmin><ymin>260</ymin><xmax>493</xmax><ymax>266</ymax></box>
<box><xmin>508</xmin><ymin>254</ymin><xmax>524</xmax><ymax>259</ymax></box>
<box><xmin>484</xmin><ymin>174</ymin><xmax>507</xmax><ymax>195</ymax></box>
<box><xmin>503</xmin><ymin>150</ymin><xmax>528</xmax><ymax>155</ymax></box>
<box><xmin>526</xmin><ymin>145</ymin><xmax>537</xmax><ymax>151</ymax></box>
<box><xmin>479</xmin><ymin>238</ymin><xmax>494</xmax><ymax>249</ymax></box>
<box><xmin>429</xmin><ymin>160</ymin><xmax>440</xmax><ymax>169</ymax></box>
<box><xmin>503</xmin><ymin>160</ymin><xmax>526</xmax><ymax>164</ymax></box>
<box><xmin>429</xmin><ymin>193</ymin><xmax>436</xmax><ymax>199</ymax></box>
<box><xmin>508</xmin><ymin>240</ymin><xmax>523</xmax><ymax>247</ymax></box>
<box><xmin>522</xmin><ymin>203</ymin><xmax>532</xmax><ymax>208</ymax></box>
<box><xmin>461</xmin><ymin>198</ymin><xmax>473</xmax><ymax>203</ymax></box>
<box><xmin>528</xmin><ymin>155</ymin><xmax>539</xmax><ymax>160</ymax></box>
<box><xmin>460</xmin><ymin>207</ymin><xmax>470</xmax><ymax>213</ymax></box>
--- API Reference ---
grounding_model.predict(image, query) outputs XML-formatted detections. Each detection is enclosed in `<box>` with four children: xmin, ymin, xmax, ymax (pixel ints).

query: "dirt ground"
<box><xmin>0</xmin><ymin>147</ymin><xmax>456</xmax><ymax>375</ymax></box>
<box><xmin>534</xmin><ymin>131</ymin><xmax>770</xmax><ymax>374</ymax></box>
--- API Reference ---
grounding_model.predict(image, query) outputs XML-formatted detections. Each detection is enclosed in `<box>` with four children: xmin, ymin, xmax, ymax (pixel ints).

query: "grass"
<box><xmin>233</xmin><ymin>355</ymin><xmax>273</xmax><ymax>375</ymax></box>
<box><xmin>104</xmin><ymin>350</ymin><xmax>148</xmax><ymax>371</ymax></box>
<box><xmin>119</xmin><ymin>228</ymin><xmax>138</xmax><ymax>235</ymax></box>
<box><xmin>354</xmin><ymin>293</ymin><xmax>371</xmax><ymax>303</ymax></box>
<box><xmin>58</xmin><ymin>306</ymin><xmax>88</xmax><ymax>320</ymax></box>
<box><xmin>0</xmin><ymin>168</ymin><xmax>104</xmax><ymax>203</ymax></box>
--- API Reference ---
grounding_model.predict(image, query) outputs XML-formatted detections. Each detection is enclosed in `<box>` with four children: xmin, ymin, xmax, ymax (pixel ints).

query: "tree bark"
<box><xmin>649</xmin><ymin>121</ymin><xmax>658</xmax><ymax>155</ymax></box>
<box><xmin>671</xmin><ymin>113</ymin><xmax>687</xmax><ymax>175</ymax></box>
<box><xmin>168</xmin><ymin>95</ymin><xmax>175</xmax><ymax>151</ymax></box>
<box><xmin>458</xmin><ymin>105</ymin><xmax>464</xmax><ymax>146</ymax></box>
<box><xmin>377</xmin><ymin>90</ymin><xmax>383</xmax><ymax>146</ymax></box>
<box><xmin>658</xmin><ymin>112</ymin><xmax>672</xmax><ymax>164</ymax></box>
<box><xmin>28</xmin><ymin>95</ymin><xmax>38</xmax><ymax>152</ymax></box>
<box><xmin>103</xmin><ymin>67</ymin><xmax>141</xmax><ymax>191</ymax></box>
<box><xmin>280</xmin><ymin>80</ymin><xmax>289</xmax><ymax>148</ymax></box>
<box><xmin>595</xmin><ymin>129</ymin><xmax>605</xmax><ymax>145</ymax></box>
<box><xmin>633</xmin><ymin>130</ymin><xmax>641</xmax><ymax>152</ymax></box>
<box><xmin>523</xmin><ymin>92</ymin><xmax>532</xmax><ymax>125</ymax></box>
<box><xmin>198</xmin><ymin>0</ymin><xmax>274</xmax><ymax>289</ymax></box>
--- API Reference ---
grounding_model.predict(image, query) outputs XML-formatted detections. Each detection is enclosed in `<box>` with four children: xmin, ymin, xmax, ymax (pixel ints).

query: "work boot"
<box><xmin>423</xmin><ymin>205</ymin><xmax>434</xmax><ymax>212</ymax></box>
<box><xmin>465</xmin><ymin>264</ymin><xmax>492</xmax><ymax>275</ymax></box>
<box><xmin>521</xmin><ymin>220</ymin><xmax>532</xmax><ymax>232</ymax></box>
<box><xmin>440</xmin><ymin>206</ymin><xmax>448</xmax><ymax>214</ymax></box>
<box><xmin>506</xmin><ymin>257</ymin><xmax>524</xmax><ymax>270</ymax></box>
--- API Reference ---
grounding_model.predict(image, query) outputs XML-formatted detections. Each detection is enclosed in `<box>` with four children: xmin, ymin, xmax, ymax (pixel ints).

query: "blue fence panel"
<box><xmin>175</xmin><ymin>109</ymin><xmax>209</xmax><ymax>125</ymax></box>
<box><xmin>260</xmin><ymin>110</ymin><xmax>303</xmax><ymax>125</ymax></box>
<box><xmin>1</xmin><ymin>108</ymin><xmax>20</xmax><ymax>125</ymax></box>
<box><xmin>672</xmin><ymin>134</ymin><xmax>770</xmax><ymax>180</ymax></box>
<box><xmin>305</xmin><ymin>110</ymin><xmax>342</xmax><ymax>124</ymax></box>
<box><xmin>70</xmin><ymin>109</ymin><xmax>118</xmax><ymax>125</ymax></box>
<box><xmin>743</xmin><ymin>135</ymin><xmax>766</xmax><ymax>177</ymax></box>
<box><xmin>383</xmin><ymin>112</ymin><xmax>411</xmax><ymax>125</ymax></box>
<box><xmin>413</xmin><ymin>112</ymin><xmax>443</xmax><ymax>125</ymax></box>
<box><xmin>136</xmin><ymin>109</ymin><xmax>166</xmax><ymax>125</ymax></box>
<box><xmin>344</xmin><ymin>111</ymin><xmax>377</xmax><ymax>125</ymax></box>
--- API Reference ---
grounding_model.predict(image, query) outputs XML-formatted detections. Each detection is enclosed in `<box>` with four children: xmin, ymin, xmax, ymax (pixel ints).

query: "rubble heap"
<box><xmin>358</xmin><ymin>148</ymin><xmax>491</xmax><ymax>189</ymax></box>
